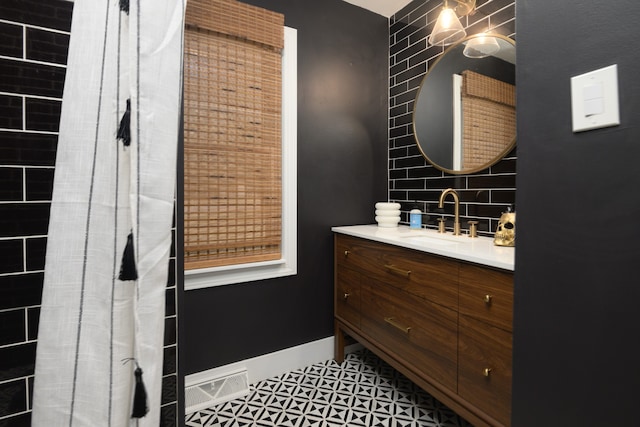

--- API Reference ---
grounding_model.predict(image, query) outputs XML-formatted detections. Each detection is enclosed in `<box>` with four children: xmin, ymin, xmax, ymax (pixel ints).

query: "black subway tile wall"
<box><xmin>25</xmin><ymin>168</ymin><xmax>54</xmax><ymax>201</ymax></box>
<box><xmin>0</xmin><ymin>132</ymin><xmax>58</xmax><ymax>166</ymax></box>
<box><xmin>389</xmin><ymin>0</ymin><xmax>516</xmax><ymax>236</ymax></box>
<box><xmin>25</xmin><ymin>27</ymin><xmax>70</xmax><ymax>65</ymax></box>
<box><xmin>0</xmin><ymin>167</ymin><xmax>22</xmax><ymax>201</ymax></box>
<box><xmin>0</xmin><ymin>239</ymin><xmax>23</xmax><ymax>274</ymax></box>
<box><xmin>25</xmin><ymin>98</ymin><xmax>62</xmax><ymax>133</ymax></box>
<box><xmin>0</xmin><ymin>59</ymin><xmax>67</xmax><ymax>98</ymax></box>
<box><xmin>0</xmin><ymin>22</ymin><xmax>23</xmax><ymax>58</ymax></box>
<box><xmin>0</xmin><ymin>310</ymin><xmax>25</xmax><ymax>346</ymax></box>
<box><xmin>0</xmin><ymin>1</ymin><xmax>180</xmax><ymax>425</ymax></box>
<box><xmin>0</xmin><ymin>95</ymin><xmax>22</xmax><ymax>129</ymax></box>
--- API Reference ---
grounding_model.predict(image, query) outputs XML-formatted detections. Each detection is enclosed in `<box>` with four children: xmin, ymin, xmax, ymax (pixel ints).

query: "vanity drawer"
<box><xmin>336</xmin><ymin>234</ymin><xmax>458</xmax><ymax>310</ymax></box>
<box><xmin>335</xmin><ymin>264</ymin><xmax>361</xmax><ymax>328</ymax></box>
<box><xmin>360</xmin><ymin>279</ymin><xmax>458</xmax><ymax>392</ymax></box>
<box><xmin>459</xmin><ymin>264</ymin><xmax>513</xmax><ymax>332</ymax></box>
<box><xmin>458</xmin><ymin>315</ymin><xmax>512</xmax><ymax>426</ymax></box>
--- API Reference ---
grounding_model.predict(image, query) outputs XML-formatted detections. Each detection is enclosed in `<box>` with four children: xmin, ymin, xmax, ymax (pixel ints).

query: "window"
<box><xmin>183</xmin><ymin>1</ymin><xmax>296</xmax><ymax>290</ymax></box>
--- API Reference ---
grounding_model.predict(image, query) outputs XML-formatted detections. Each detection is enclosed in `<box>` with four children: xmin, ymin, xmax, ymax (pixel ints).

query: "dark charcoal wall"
<box><xmin>182</xmin><ymin>0</ymin><xmax>388</xmax><ymax>374</ymax></box>
<box><xmin>389</xmin><ymin>0</ymin><xmax>516</xmax><ymax>236</ymax></box>
<box><xmin>512</xmin><ymin>1</ymin><xmax>640</xmax><ymax>426</ymax></box>
<box><xmin>0</xmin><ymin>1</ymin><xmax>181</xmax><ymax>425</ymax></box>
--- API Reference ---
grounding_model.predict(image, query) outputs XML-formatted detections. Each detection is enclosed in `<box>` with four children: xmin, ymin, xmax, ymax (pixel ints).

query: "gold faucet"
<box><xmin>438</xmin><ymin>188</ymin><xmax>461</xmax><ymax>236</ymax></box>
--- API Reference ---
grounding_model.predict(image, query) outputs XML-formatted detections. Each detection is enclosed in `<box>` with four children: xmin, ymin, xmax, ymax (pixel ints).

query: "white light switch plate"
<box><xmin>570</xmin><ymin>64</ymin><xmax>620</xmax><ymax>132</ymax></box>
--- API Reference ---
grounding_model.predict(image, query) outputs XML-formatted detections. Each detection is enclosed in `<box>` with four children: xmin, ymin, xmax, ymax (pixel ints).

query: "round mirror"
<box><xmin>413</xmin><ymin>34</ymin><xmax>516</xmax><ymax>174</ymax></box>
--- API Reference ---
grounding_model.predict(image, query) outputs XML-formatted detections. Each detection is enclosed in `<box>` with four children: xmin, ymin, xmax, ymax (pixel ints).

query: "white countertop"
<box><xmin>332</xmin><ymin>224</ymin><xmax>515</xmax><ymax>271</ymax></box>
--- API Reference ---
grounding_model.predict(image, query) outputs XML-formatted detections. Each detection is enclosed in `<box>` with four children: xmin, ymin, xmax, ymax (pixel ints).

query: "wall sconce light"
<box><xmin>428</xmin><ymin>0</ymin><xmax>476</xmax><ymax>46</ymax></box>
<box><xmin>463</xmin><ymin>33</ymin><xmax>500</xmax><ymax>58</ymax></box>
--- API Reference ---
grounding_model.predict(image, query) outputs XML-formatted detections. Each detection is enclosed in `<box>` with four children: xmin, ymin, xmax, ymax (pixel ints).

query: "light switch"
<box><xmin>570</xmin><ymin>64</ymin><xmax>620</xmax><ymax>132</ymax></box>
<box><xmin>582</xmin><ymin>82</ymin><xmax>604</xmax><ymax>116</ymax></box>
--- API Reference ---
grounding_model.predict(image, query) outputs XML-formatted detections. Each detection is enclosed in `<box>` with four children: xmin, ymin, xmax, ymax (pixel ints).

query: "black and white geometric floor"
<box><xmin>185</xmin><ymin>349</ymin><xmax>473</xmax><ymax>427</ymax></box>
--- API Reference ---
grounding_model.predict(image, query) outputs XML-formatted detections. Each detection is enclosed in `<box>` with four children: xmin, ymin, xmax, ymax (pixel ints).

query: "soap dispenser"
<box><xmin>409</xmin><ymin>202</ymin><xmax>422</xmax><ymax>229</ymax></box>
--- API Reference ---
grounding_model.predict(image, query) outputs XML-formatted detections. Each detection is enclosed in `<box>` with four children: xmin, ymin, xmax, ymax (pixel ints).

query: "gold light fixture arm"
<box><xmin>453</xmin><ymin>0</ymin><xmax>476</xmax><ymax>16</ymax></box>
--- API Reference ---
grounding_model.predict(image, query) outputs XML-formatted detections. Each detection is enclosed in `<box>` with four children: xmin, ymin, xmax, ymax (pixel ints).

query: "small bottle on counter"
<box><xmin>409</xmin><ymin>203</ymin><xmax>422</xmax><ymax>229</ymax></box>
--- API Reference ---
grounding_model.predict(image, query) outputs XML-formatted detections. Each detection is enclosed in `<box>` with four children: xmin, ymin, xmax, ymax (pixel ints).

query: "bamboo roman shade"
<box><xmin>184</xmin><ymin>0</ymin><xmax>284</xmax><ymax>270</ymax></box>
<box><xmin>461</xmin><ymin>70</ymin><xmax>516</xmax><ymax>171</ymax></box>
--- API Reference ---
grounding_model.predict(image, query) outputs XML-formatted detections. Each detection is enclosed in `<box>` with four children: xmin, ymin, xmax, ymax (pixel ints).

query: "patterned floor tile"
<box><xmin>186</xmin><ymin>349</ymin><xmax>473</xmax><ymax>427</ymax></box>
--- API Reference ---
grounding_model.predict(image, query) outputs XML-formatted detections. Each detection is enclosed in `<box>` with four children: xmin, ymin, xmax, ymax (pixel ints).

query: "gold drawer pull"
<box><xmin>483</xmin><ymin>368</ymin><xmax>492</xmax><ymax>377</ymax></box>
<box><xmin>344</xmin><ymin>250</ymin><xmax>350</xmax><ymax>257</ymax></box>
<box><xmin>483</xmin><ymin>294</ymin><xmax>492</xmax><ymax>304</ymax></box>
<box><xmin>343</xmin><ymin>292</ymin><xmax>350</xmax><ymax>300</ymax></box>
<box><xmin>384</xmin><ymin>264</ymin><xmax>411</xmax><ymax>277</ymax></box>
<box><xmin>384</xmin><ymin>317</ymin><xmax>411</xmax><ymax>334</ymax></box>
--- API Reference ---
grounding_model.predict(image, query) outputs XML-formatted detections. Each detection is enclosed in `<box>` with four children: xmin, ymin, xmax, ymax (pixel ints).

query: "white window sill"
<box><xmin>185</xmin><ymin>258</ymin><xmax>296</xmax><ymax>290</ymax></box>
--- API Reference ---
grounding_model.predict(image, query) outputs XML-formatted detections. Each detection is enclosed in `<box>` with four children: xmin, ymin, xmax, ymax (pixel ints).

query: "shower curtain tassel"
<box><xmin>119</xmin><ymin>0</ymin><xmax>130</xmax><ymax>15</ymax></box>
<box><xmin>118</xmin><ymin>231</ymin><xmax>138</xmax><ymax>281</ymax></box>
<box><xmin>117</xmin><ymin>98</ymin><xmax>131</xmax><ymax>146</ymax></box>
<box><xmin>131</xmin><ymin>366</ymin><xmax>149</xmax><ymax>418</ymax></box>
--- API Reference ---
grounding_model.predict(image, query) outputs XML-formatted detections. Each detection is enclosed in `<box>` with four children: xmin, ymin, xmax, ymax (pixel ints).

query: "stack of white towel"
<box><xmin>375</xmin><ymin>202</ymin><xmax>401</xmax><ymax>228</ymax></box>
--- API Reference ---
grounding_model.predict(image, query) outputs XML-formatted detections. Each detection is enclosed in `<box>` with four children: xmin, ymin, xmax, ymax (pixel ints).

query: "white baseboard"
<box><xmin>186</xmin><ymin>336</ymin><xmax>362</xmax><ymax>389</ymax></box>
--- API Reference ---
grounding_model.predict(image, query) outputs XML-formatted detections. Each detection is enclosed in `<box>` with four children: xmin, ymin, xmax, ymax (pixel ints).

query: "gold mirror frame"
<box><xmin>412</xmin><ymin>33</ymin><xmax>516</xmax><ymax>175</ymax></box>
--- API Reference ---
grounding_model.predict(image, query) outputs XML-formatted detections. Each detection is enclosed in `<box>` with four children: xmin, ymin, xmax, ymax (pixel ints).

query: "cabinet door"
<box><xmin>335</xmin><ymin>264</ymin><xmax>361</xmax><ymax>328</ymax></box>
<box><xmin>459</xmin><ymin>264</ymin><xmax>513</xmax><ymax>332</ymax></box>
<box><xmin>458</xmin><ymin>315</ymin><xmax>512</xmax><ymax>426</ymax></box>
<box><xmin>360</xmin><ymin>279</ymin><xmax>458</xmax><ymax>392</ymax></box>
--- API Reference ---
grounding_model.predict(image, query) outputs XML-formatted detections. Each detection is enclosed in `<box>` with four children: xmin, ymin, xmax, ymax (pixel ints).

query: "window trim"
<box><xmin>185</xmin><ymin>27</ymin><xmax>297</xmax><ymax>291</ymax></box>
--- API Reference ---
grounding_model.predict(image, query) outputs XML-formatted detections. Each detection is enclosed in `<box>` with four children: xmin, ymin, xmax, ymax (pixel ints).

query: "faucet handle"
<box><xmin>437</xmin><ymin>217</ymin><xmax>446</xmax><ymax>233</ymax></box>
<box><xmin>468</xmin><ymin>221</ymin><xmax>478</xmax><ymax>238</ymax></box>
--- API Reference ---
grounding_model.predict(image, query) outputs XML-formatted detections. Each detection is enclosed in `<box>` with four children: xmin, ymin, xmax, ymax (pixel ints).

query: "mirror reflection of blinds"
<box><xmin>460</xmin><ymin>70</ymin><xmax>516</xmax><ymax>171</ymax></box>
<box><xmin>184</xmin><ymin>0</ymin><xmax>284</xmax><ymax>270</ymax></box>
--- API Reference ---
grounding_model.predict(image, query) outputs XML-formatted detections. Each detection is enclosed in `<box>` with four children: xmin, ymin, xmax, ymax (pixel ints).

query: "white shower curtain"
<box><xmin>32</xmin><ymin>0</ymin><xmax>185</xmax><ymax>426</ymax></box>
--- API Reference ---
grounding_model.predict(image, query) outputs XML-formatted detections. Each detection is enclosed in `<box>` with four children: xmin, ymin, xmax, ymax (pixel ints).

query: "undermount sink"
<box><xmin>400</xmin><ymin>232</ymin><xmax>469</xmax><ymax>246</ymax></box>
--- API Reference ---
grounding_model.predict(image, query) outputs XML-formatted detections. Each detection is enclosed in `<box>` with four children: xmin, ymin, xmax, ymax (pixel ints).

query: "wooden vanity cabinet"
<box><xmin>458</xmin><ymin>264</ymin><xmax>513</xmax><ymax>426</ymax></box>
<box><xmin>334</xmin><ymin>233</ymin><xmax>514</xmax><ymax>427</ymax></box>
<box><xmin>335</xmin><ymin>263</ymin><xmax>361</xmax><ymax>328</ymax></box>
<box><xmin>360</xmin><ymin>278</ymin><xmax>458</xmax><ymax>391</ymax></box>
